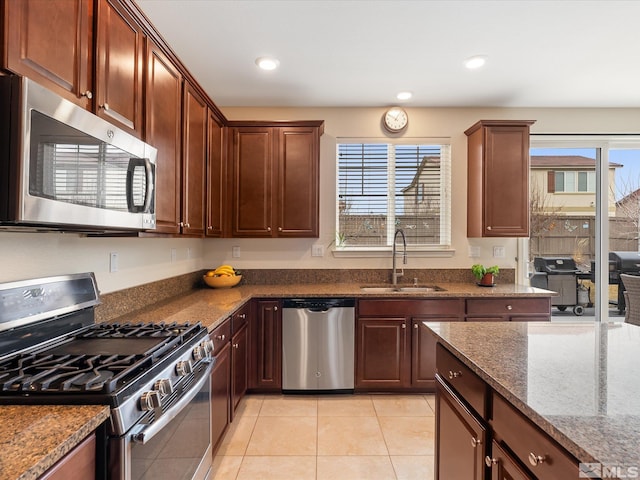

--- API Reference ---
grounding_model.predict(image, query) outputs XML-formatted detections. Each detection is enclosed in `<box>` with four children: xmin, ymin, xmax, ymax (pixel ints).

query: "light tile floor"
<box><xmin>211</xmin><ymin>394</ymin><xmax>436</xmax><ymax>480</ymax></box>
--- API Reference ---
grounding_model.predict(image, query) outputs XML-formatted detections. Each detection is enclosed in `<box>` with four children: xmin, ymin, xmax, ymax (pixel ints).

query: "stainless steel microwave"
<box><xmin>0</xmin><ymin>76</ymin><xmax>156</xmax><ymax>232</ymax></box>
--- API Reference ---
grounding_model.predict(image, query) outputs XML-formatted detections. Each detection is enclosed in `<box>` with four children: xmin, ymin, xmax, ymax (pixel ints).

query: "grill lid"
<box><xmin>534</xmin><ymin>257</ymin><xmax>578</xmax><ymax>273</ymax></box>
<box><xmin>609</xmin><ymin>251</ymin><xmax>640</xmax><ymax>271</ymax></box>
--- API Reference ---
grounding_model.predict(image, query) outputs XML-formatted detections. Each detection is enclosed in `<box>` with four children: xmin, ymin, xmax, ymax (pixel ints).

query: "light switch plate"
<box><xmin>232</xmin><ymin>246</ymin><xmax>241</xmax><ymax>258</ymax></box>
<box><xmin>109</xmin><ymin>252</ymin><xmax>118</xmax><ymax>273</ymax></box>
<box><xmin>312</xmin><ymin>245</ymin><xmax>324</xmax><ymax>257</ymax></box>
<box><xmin>493</xmin><ymin>246</ymin><xmax>506</xmax><ymax>258</ymax></box>
<box><xmin>170</xmin><ymin>248</ymin><xmax>177</xmax><ymax>263</ymax></box>
<box><xmin>468</xmin><ymin>246</ymin><xmax>481</xmax><ymax>258</ymax></box>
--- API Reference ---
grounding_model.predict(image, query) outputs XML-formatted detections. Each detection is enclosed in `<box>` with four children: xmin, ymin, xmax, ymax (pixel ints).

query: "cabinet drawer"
<box><xmin>232</xmin><ymin>304</ymin><xmax>250</xmax><ymax>334</ymax></box>
<box><xmin>487</xmin><ymin>439</ymin><xmax>533</xmax><ymax>480</ymax></box>
<box><xmin>359</xmin><ymin>298</ymin><xmax>463</xmax><ymax>317</ymax></box>
<box><xmin>466</xmin><ymin>298</ymin><xmax>549</xmax><ymax>316</ymax></box>
<box><xmin>210</xmin><ymin>319</ymin><xmax>231</xmax><ymax>352</ymax></box>
<box><xmin>436</xmin><ymin>344</ymin><xmax>487</xmax><ymax>419</ymax></box>
<box><xmin>491</xmin><ymin>392</ymin><xmax>579</xmax><ymax>479</ymax></box>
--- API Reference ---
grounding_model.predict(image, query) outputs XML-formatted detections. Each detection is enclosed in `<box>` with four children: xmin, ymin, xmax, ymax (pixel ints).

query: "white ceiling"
<box><xmin>136</xmin><ymin>0</ymin><xmax>640</xmax><ymax>108</ymax></box>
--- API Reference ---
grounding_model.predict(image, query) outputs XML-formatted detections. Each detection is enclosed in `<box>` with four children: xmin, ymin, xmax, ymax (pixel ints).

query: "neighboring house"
<box><xmin>530</xmin><ymin>155</ymin><xmax>621</xmax><ymax>216</ymax></box>
<box><xmin>617</xmin><ymin>188</ymin><xmax>640</xmax><ymax>218</ymax></box>
<box><xmin>401</xmin><ymin>155</ymin><xmax>441</xmax><ymax>216</ymax></box>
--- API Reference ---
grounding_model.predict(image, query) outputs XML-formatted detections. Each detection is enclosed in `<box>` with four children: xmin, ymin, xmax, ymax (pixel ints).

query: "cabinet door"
<box><xmin>487</xmin><ymin>440</ymin><xmax>533</xmax><ymax>480</ymax></box>
<box><xmin>4</xmin><ymin>0</ymin><xmax>93</xmax><ymax>108</ymax></box>
<box><xmin>210</xmin><ymin>341</ymin><xmax>230</xmax><ymax>452</ymax></box>
<box><xmin>206</xmin><ymin>111</ymin><xmax>225</xmax><ymax>237</ymax></box>
<box><xmin>145</xmin><ymin>39</ymin><xmax>182</xmax><ymax>234</ymax></box>
<box><xmin>276</xmin><ymin>127</ymin><xmax>319</xmax><ymax>237</ymax></box>
<box><xmin>95</xmin><ymin>0</ymin><xmax>144</xmax><ymax>136</ymax></box>
<box><xmin>356</xmin><ymin>318</ymin><xmax>409</xmax><ymax>390</ymax></box>
<box><xmin>181</xmin><ymin>82</ymin><xmax>207</xmax><ymax>236</ymax></box>
<box><xmin>231</xmin><ymin>323</ymin><xmax>248</xmax><ymax>415</ymax></box>
<box><xmin>412</xmin><ymin>318</ymin><xmax>461</xmax><ymax>390</ymax></box>
<box><xmin>39</xmin><ymin>433</ymin><xmax>96</xmax><ymax>480</ymax></box>
<box><xmin>251</xmin><ymin>299</ymin><xmax>282</xmax><ymax>391</ymax></box>
<box><xmin>230</xmin><ymin>127</ymin><xmax>274</xmax><ymax>237</ymax></box>
<box><xmin>436</xmin><ymin>378</ymin><xmax>486</xmax><ymax>480</ymax></box>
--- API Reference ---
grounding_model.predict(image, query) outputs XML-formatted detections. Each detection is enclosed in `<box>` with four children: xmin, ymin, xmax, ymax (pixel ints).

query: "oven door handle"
<box><xmin>131</xmin><ymin>360</ymin><xmax>212</xmax><ymax>445</ymax></box>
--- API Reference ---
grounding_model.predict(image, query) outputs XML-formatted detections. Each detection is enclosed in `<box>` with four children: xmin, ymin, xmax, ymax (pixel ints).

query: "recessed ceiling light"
<box><xmin>396</xmin><ymin>91</ymin><xmax>413</xmax><ymax>101</ymax></box>
<box><xmin>464</xmin><ymin>55</ymin><xmax>488</xmax><ymax>70</ymax></box>
<box><xmin>255</xmin><ymin>56</ymin><xmax>280</xmax><ymax>71</ymax></box>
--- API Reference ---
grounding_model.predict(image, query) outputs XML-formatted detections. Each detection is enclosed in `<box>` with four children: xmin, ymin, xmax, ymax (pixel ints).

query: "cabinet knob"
<box><xmin>216</xmin><ymin>334</ymin><xmax>225</xmax><ymax>341</ymax></box>
<box><xmin>487</xmin><ymin>226</ymin><xmax>492</xmax><ymax>231</ymax></box>
<box><xmin>401</xmin><ymin>323</ymin><xmax>406</xmax><ymax>329</ymax></box>
<box><xmin>274</xmin><ymin>306</ymin><xmax>278</xmax><ymax>311</ymax></box>
<box><xmin>100</xmin><ymin>102</ymin><xmax>110</xmax><ymax>111</ymax></box>
<box><xmin>239</xmin><ymin>313</ymin><xmax>246</xmax><ymax>319</ymax></box>
<box><xmin>485</xmin><ymin>456</ymin><xmax>497</xmax><ymax>467</ymax></box>
<box><xmin>185</xmin><ymin>223</ymin><xmax>190</xmax><ymax>228</ymax></box>
<box><xmin>278</xmin><ymin>226</ymin><xmax>282</xmax><ymax>232</ymax></box>
<box><xmin>506</xmin><ymin>305</ymin><xmax>513</xmax><ymax>311</ymax></box>
<box><xmin>207</xmin><ymin>226</ymin><xmax>213</xmax><ymax>230</ymax></box>
<box><xmin>267</xmin><ymin>226</ymin><xmax>272</xmax><ymax>232</ymax></box>
<box><xmin>179</xmin><ymin>222</ymin><xmax>184</xmax><ymax>227</ymax></box>
<box><xmin>413</xmin><ymin>323</ymin><xmax>418</xmax><ymax>329</ymax></box>
<box><xmin>233</xmin><ymin>343</ymin><xmax>239</xmax><ymax>349</ymax></box>
<box><xmin>470</xmin><ymin>437</ymin><xmax>481</xmax><ymax>448</ymax></box>
<box><xmin>81</xmin><ymin>90</ymin><xmax>93</xmax><ymax>99</ymax></box>
<box><xmin>448</xmin><ymin>370</ymin><xmax>461</xmax><ymax>379</ymax></box>
<box><xmin>528</xmin><ymin>452</ymin><xmax>546</xmax><ymax>466</ymax></box>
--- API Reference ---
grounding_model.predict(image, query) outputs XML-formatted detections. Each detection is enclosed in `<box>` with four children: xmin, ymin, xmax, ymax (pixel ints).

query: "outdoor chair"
<box><xmin>620</xmin><ymin>274</ymin><xmax>640</xmax><ymax>326</ymax></box>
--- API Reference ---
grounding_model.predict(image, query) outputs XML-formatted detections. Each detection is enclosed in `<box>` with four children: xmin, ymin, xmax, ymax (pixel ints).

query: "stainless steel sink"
<box><xmin>360</xmin><ymin>285</ymin><xmax>445</xmax><ymax>293</ymax></box>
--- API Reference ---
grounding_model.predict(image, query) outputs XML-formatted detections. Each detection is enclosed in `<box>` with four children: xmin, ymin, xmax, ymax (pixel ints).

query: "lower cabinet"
<box><xmin>486</xmin><ymin>440</ymin><xmax>533</xmax><ymax>480</ymax></box>
<box><xmin>231</xmin><ymin>319</ymin><xmax>248</xmax><ymax>416</ymax></box>
<box><xmin>436</xmin><ymin>378</ymin><xmax>487</xmax><ymax>480</ymax></box>
<box><xmin>249</xmin><ymin>299</ymin><xmax>282</xmax><ymax>392</ymax></box>
<box><xmin>356</xmin><ymin>299</ymin><xmax>463</xmax><ymax>392</ymax></box>
<box><xmin>466</xmin><ymin>297</ymin><xmax>551</xmax><ymax>322</ymax></box>
<box><xmin>210</xmin><ymin>319</ymin><xmax>231</xmax><ymax>453</ymax></box>
<box><xmin>39</xmin><ymin>433</ymin><xmax>96</xmax><ymax>480</ymax></box>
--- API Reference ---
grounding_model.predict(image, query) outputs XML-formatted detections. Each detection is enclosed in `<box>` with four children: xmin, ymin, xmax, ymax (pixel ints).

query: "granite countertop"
<box><xmin>0</xmin><ymin>404</ymin><xmax>110</xmax><ymax>480</ymax></box>
<box><xmin>109</xmin><ymin>282</ymin><xmax>554</xmax><ymax>332</ymax></box>
<box><xmin>425</xmin><ymin>321</ymin><xmax>640</xmax><ymax>472</ymax></box>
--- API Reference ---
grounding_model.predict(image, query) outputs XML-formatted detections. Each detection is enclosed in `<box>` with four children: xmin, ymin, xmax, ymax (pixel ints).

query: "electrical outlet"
<box><xmin>232</xmin><ymin>246</ymin><xmax>241</xmax><ymax>258</ymax></box>
<box><xmin>171</xmin><ymin>248</ymin><xmax>177</xmax><ymax>263</ymax></box>
<box><xmin>109</xmin><ymin>252</ymin><xmax>118</xmax><ymax>273</ymax></box>
<box><xmin>187</xmin><ymin>247</ymin><xmax>193</xmax><ymax>259</ymax></box>
<box><xmin>312</xmin><ymin>245</ymin><xmax>324</xmax><ymax>257</ymax></box>
<box><xmin>493</xmin><ymin>246</ymin><xmax>506</xmax><ymax>258</ymax></box>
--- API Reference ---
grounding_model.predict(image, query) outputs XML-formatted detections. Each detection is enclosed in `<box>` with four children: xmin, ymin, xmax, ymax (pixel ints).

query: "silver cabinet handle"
<box><xmin>528</xmin><ymin>452</ymin><xmax>546</xmax><ymax>466</ymax></box>
<box><xmin>485</xmin><ymin>456</ymin><xmax>497</xmax><ymax>467</ymax></box>
<box><xmin>471</xmin><ymin>437</ymin><xmax>481</xmax><ymax>448</ymax></box>
<box><xmin>448</xmin><ymin>370</ymin><xmax>461</xmax><ymax>379</ymax></box>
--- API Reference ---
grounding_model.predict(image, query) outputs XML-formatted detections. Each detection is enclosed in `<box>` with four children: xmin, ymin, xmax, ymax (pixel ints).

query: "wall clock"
<box><xmin>383</xmin><ymin>107</ymin><xmax>408</xmax><ymax>133</ymax></box>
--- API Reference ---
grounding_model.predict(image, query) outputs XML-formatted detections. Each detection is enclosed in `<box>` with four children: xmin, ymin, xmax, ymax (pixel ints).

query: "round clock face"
<box><xmin>383</xmin><ymin>107</ymin><xmax>408</xmax><ymax>132</ymax></box>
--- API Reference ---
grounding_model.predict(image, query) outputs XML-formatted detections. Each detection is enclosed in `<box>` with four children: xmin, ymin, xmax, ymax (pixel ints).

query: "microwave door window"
<box><xmin>29</xmin><ymin>111</ymin><xmax>148</xmax><ymax>213</ymax></box>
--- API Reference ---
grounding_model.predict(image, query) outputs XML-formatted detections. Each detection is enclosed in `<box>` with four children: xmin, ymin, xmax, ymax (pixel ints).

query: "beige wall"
<box><xmin>2</xmin><ymin>106</ymin><xmax>639</xmax><ymax>293</ymax></box>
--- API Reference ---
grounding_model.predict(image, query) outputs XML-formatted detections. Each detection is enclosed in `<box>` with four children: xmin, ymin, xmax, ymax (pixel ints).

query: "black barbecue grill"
<box><xmin>606</xmin><ymin>252</ymin><xmax>640</xmax><ymax>312</ymax></box>
<box><xmin>531</xmin><ymin>257</ymin><xmax>588</xmax><ymax>315</ymax></box>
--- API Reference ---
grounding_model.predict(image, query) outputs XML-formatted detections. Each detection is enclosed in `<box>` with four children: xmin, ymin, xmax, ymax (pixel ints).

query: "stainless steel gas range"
<box><xmin>0</xmin><ymin>273</ymin><xmax>214</xmax><ymax>480</ymax></box>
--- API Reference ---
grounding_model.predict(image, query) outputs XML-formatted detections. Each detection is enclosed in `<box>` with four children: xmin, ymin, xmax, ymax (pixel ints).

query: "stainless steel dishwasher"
<box><xmin>282</xmin><ymin>298</ymin><xmax>355</xmax><ymax>393</ymax></box>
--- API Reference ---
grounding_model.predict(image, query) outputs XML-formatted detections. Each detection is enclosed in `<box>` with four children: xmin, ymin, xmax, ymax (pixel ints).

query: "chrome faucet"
<box><xmin>392</xmin><ymin>229</ymin><xmax>407</xmax><ymax>286</ymax></box>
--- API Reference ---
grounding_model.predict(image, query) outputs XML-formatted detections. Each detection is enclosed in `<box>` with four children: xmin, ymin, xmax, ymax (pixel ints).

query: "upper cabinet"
<box><xmin>228</xmin><ymin>122</ymin><xmax>323</xmax><ymax>238</ymax></box>
<box><xmin>206</xmin><ymin>111</ymin><xmax>226</xmax><ymax>237</ymax></box>
<box><xmin>465</xmin><ymin>120</ymin><xmax>536</xmax><ymax>237</ymax></box>
<box><xmin>95</xmin><ymin>0</ymin><xmax>144</xmax><ymax>137</ymax></box>
<box><xmin>3</xmin><ymin>0</ymin><xmax>94</xmax><ymax>109</ymax></box>
<box><xmin>145</xmin><ymin>39</ymin><xmax>182</xmax><ymax>234</ymax></box>
<box><xmin>181</xmin><ymin>82</ymin><xmax>208</xmax><ymax>237</ymax></box>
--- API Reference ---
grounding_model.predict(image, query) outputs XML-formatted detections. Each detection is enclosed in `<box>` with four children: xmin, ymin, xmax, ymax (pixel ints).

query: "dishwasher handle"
<box><xmin>283</xmin><ymin>298</ymin><xmax>356</xmax><ymax>310</ymax></box>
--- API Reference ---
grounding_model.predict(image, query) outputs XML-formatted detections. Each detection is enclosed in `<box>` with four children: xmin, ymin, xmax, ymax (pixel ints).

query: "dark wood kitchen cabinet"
<box><xmin>180</xmin><ymin>82</ymin><xmax>207</xmax><ymax>236</ymax></box>
<box><xmin>3</xmin><ymin>0</ymin><xmax>94</xmax><ymax>109</ymax></box>
<box><xmin>465</xmin><ymin>120</ymin><xmax>535</xmax><ymax>238</ymax></box>
<box><xmin>228</xmin><ymin>122</ymin><xmax>323</xmax><ymax>238</ymax></box>
<box><xmin>39</xmin><ymin>433</ymin><xmax>96</xmax><ymax>480</ymax></box>
<box><xmin>95</xmin><ymin>0</ymin><xmax>145</xmax><ymax>137</ymax></box>
<box><xmin>206</xmin><ymin>111</ymin><xmax>226</xmax><ymax>237</ymax></box>
<box><xmin>465</xmin><ymin>297</ymin><xmax>551</xmax><ymax>322</ymax></box>
<box><xmin>230</xmin><ymin>314</ymin><xmax>248</xmax><ymax>416</ymax></box>
<box><xmin>210</xmin><ymin>319</ymin><xmax>231</xmax><ymax>453</ymax></box>
<box><xmin>356</xmin><ymin>299</ymin><xmax>463</xmax><ymax>392</ymax></box>
<box><xmin>249</xmin><ymin>299</ymin><xmax>282</xmax><ymax>391</ymax></box>
<box><xmin>144</xmin><ymin>39</ymin><xmax>183</xmax><ymax>234</ymax></box>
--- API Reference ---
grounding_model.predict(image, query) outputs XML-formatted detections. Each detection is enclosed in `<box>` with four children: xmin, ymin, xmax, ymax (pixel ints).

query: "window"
<box><xmin>336</xmin><ymin>141</ymin><xmax>451</xmax><ymax>249</ymax></box>
<box><xmin>553</xmin><ymin>171</ymin><xmax>596</xmax><ymax>192</ymax></box>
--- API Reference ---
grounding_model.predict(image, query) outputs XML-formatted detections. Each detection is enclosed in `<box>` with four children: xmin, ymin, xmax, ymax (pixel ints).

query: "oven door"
<box><xmin>109</xmin><ymin>362</ymin><xmax>213</xmax><ymax>480</ymax></box>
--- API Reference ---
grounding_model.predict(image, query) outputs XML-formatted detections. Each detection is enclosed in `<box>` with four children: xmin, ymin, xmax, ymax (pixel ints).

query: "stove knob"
<box><xmin>140</xmin><ymin>391</ymin><xmax>162</xmax><ymax>411</ymax></box>
<box><xmin>176</xmin><ymin>360</ymin><xmax>193</xmax><ymax>376</ymax></box>
<box><xmin>192</xmin><ymin>345</ymin><xmax>206</xmax><ymax>361</ymax></box>
<box><xmin>202</xmin><ymin>339</ymin><xmax>215</xmax><ymax>355</ymax></box>
<box><xmin>154</xmin><ymin>378</ymin><xmax>173</xmax><ymax>396</ymax></box>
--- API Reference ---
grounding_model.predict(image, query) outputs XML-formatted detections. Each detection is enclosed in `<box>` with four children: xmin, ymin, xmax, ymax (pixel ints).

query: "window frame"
<box><xmin>334</xmin><ymin>137</ymin><xmax>454</xmax><ymax>258</ymax></box>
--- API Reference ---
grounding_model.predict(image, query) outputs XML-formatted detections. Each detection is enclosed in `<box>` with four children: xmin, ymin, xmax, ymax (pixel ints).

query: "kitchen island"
<box><xmin>426</xmin><ymin>320</ymin><xmax>640</xmax><ymax>479</ymax></box>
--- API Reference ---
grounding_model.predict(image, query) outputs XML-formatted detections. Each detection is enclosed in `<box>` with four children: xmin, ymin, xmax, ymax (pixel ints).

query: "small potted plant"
<box><xmin>471</xmin><ymin>264</ymin><xmax>499</xmax><ymax>286</ymax></box>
